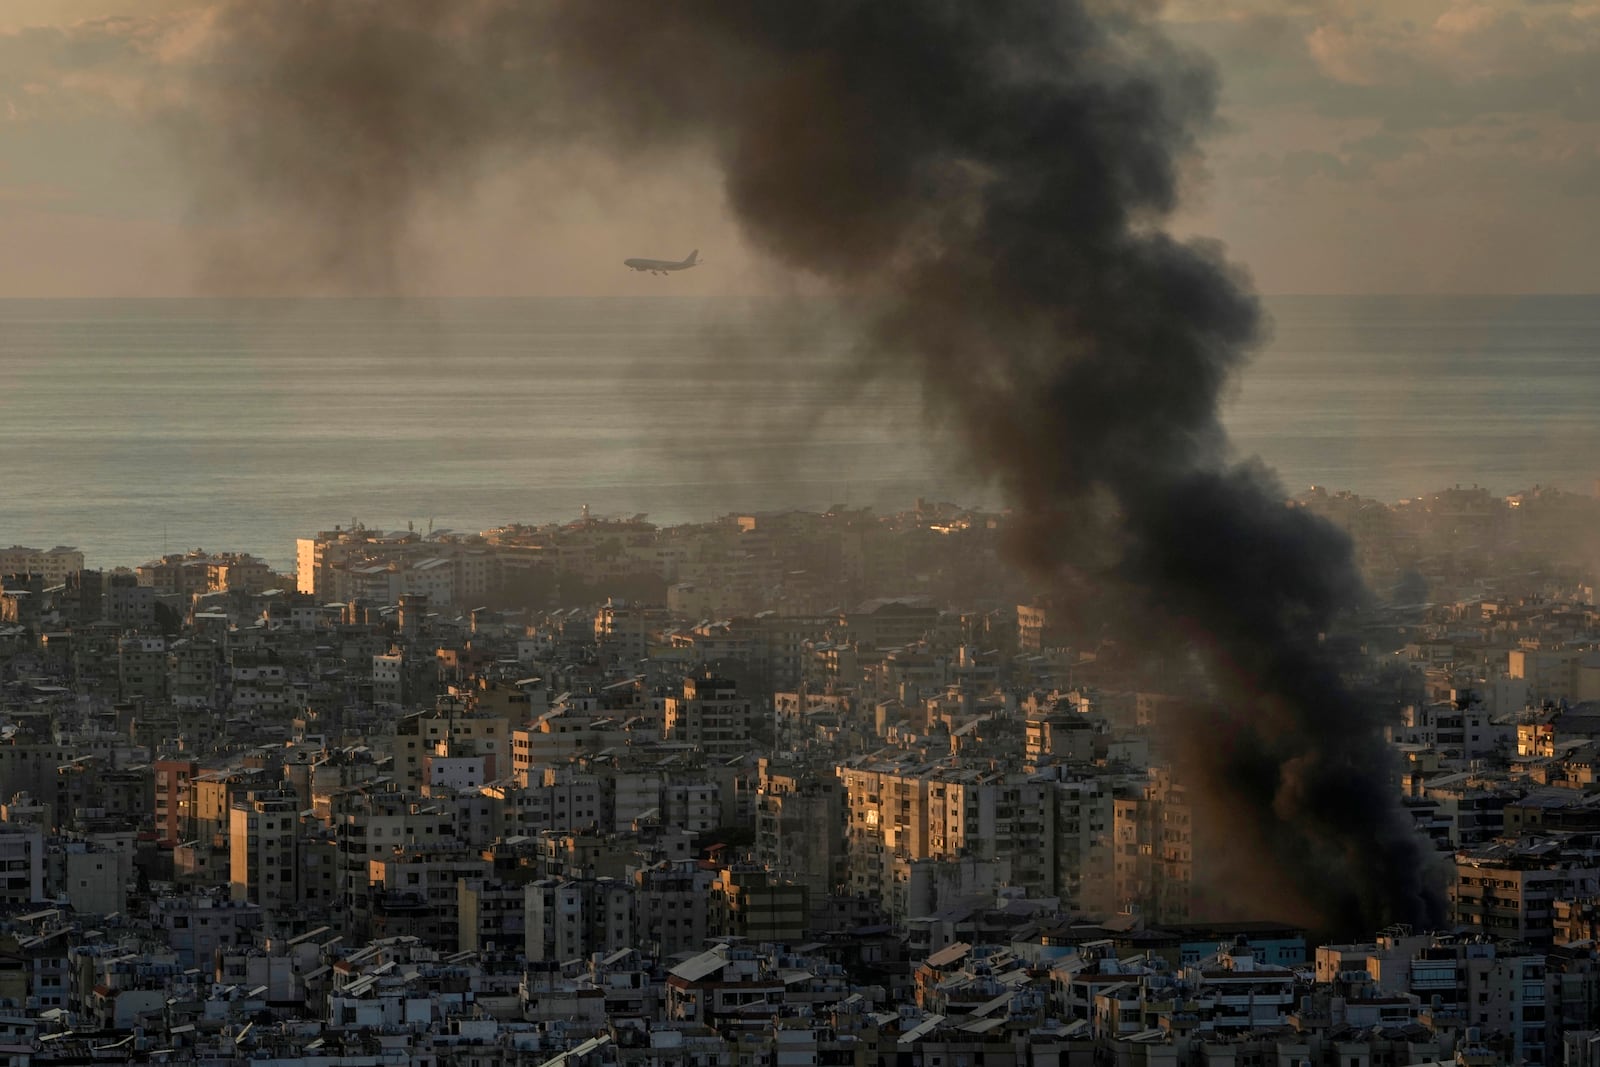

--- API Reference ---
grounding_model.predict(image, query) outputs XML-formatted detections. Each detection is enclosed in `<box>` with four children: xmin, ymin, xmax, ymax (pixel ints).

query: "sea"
<box><xmin>1</xmin><ymin>295</ymin><xmax>1598</xmax><ymax>572</ymax></box>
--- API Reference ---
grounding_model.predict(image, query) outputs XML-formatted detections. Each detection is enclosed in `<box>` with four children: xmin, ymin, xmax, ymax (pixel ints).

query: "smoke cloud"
<box><xmin>178</xmin><ymin>0</ymin><xmax>1445</xmax><ymax>933</ymax></box>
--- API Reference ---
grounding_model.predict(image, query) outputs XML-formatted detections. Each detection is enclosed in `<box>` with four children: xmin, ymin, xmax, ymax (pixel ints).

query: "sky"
<box><xmin>0</xmin><ymin>0</ymin><xmax>1596</xmax><ymax>297</ymax></box>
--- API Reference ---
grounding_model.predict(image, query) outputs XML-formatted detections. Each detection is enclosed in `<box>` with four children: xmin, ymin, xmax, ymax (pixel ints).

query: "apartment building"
<box><xmin>663</xmin><ymin>675</ymin><xmax>755</xmax><ymax>760</ymax></box>
<box><xmin>153</xmin><ymin>758</ymin><xmax>199</xmax><ymax>847</ymax></box>
<box><xmin>1453</xmin><ymin>841</ymin><xmax>1600</xmax><ymax>945</ymax></box>
<box><xmin>524</xmin><ymin>877</ymin><xmax>634</xmax><ymax>963</ymax></box>
<box><xmin>228</xmin><ymin>792</ymin><xmax>302</xmax><ymax>911</ymax></box>
<box><xmin>0</xmin><ymin>825</ymin><xmax>45</xmax><ymax>905</ymax></box>
<box><xmin>0</xmin><ymin>545</ymin><xmax>84</xmax><ymax>584</ymax></box>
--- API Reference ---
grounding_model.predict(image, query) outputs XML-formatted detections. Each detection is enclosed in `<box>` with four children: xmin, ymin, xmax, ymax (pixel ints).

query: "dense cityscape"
<box><xmin>4</xmin><ymin>0</ymin><xmax>1598</xmax><ymax>1066</ymax></box>
<box><xmin>0</xmin><ymin>484</ymin><xmax>1598</xmax><ymax>1065</ymax></box>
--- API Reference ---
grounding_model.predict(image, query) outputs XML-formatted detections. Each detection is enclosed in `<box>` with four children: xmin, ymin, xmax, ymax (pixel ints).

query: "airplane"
<box><xmin>624</xmin><ymin>250</ymin><xmax>699</xmax><ymax>275</ymax></box>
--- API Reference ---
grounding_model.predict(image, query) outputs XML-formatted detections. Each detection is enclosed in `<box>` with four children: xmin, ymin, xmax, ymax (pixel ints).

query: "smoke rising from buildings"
<box><xmin>180</xmin><ymin>0</ymin><xmax>1444</xmax><ymax>933</ymax></box>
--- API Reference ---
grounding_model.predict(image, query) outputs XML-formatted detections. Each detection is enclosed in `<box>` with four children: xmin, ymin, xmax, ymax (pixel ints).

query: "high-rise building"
<box><xmin>153</xmin><ymin>758</ymin><xmax>199</xmax><ymax>848</ymax></box>
<box><xmin>229</xmin><ymin>792</ymin><xmax>302</xmax><ymax>912</ymax></box>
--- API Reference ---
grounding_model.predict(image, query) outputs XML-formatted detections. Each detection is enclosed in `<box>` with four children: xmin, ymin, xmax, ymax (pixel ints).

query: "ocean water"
<box><xmin>1</xmin><ymin>295</ymin><xmax>1597</xmax><ymax>570</ymax></box>
<box><xmin>1229</xmin><ymin>295</ymin><xmax>1600</xmax><ymax>505</ymax></box>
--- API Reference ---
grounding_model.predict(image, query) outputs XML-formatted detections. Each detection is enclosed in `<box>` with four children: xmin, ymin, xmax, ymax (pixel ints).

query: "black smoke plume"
<box><xmin>180</xmin><ymin>0</ymin><xmax>1445</xmax><ymax>933</ymax></box>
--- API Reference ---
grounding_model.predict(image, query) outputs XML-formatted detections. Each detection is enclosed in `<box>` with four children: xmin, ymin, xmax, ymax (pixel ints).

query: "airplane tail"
<box><xmin>683</xmin><ymin>250</ymin><xmax>699</xmax><ymax>266</ymax></box>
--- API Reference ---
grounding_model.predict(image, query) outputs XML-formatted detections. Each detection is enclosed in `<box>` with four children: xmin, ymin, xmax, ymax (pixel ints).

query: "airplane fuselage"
<box><xmin>624</xmin><ymin>250</ymin><xmax>699</xmax><ymax>275</ymax></box>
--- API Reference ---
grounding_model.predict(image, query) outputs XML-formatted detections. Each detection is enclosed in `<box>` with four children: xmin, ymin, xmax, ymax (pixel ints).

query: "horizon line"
<box><xmin>2</xmin><ymin>291</ymin><xmax>1599</xmax><ymax>301</ymax></box>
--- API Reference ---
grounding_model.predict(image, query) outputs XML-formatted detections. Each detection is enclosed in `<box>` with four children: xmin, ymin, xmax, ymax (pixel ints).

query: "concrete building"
<box><xmin>755</xmin><ymin>759</ymin><xmax>845</xmax><ymax>902</ymax></box>
<box><xmin>708</xmin><ymin>865</ymin><xmax>809</xmax><ymax>945</ymax></box>
<box><xmin>594</xmin><ymin>599</ymin><xmax>670</xmax><ymax>666</ymax></box>
<box><xmin>0</xmin><ymin>825</ymin><xmax>45</xmax><ymax>904</ymax></box>
<box><xmin>52</xmin><ymin>843</ymin><xmax>130</xmax><ymax>916</ymax></box>
<box><xmin>229</xmin><ymin>792</ymin><xmax>303</xmax><ymax>912</ymax></box>
<box><xmin>633</xmin><ymin>860</ymin><xmax>714</xmax><ymax>959</ymax></box>
<box><xmin>664</xmin><ymin>675</ymin><xmax>756</xmax><ymax>760</ymax></box>
<box><xmin>118</xmin><ymin>635</ymin><xmax>168</xmax><ymax>703</ymax></box>
<box><xmin>524</xmin><ymin>877</ymin><xmax>634</xmax><ymax>962</ymax></box>
<box><xmin>0</xmin><ymin>545</ymin><xmax>84</xmax><ymax>584</ymax></box>
<box><xmin>153</xmin><ymin>757</ymin><xmax>199</xmax><ymax>847</ymax></box>
<box><xmin>1453</xmin><ymin>841</ymin><xmax>1600</xmax><ymax>946</ymax></box>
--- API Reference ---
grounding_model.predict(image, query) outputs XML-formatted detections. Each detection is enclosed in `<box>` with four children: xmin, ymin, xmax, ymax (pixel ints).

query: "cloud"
<box><xmin>1</xmin><ymin>0</ymin><xmax>1597</xmax><ymax>296</ymax></box>
<box><xmin>0</xmin><ymin>12</ymin><xmax>207</xmax><ymax>249</ymax></box>
<box><xmin>1341</xmin><ymin>129</ymin><xmax>1429</xmax><ymax>163</ymax></box>
<box><xmin>1306</xmin><ymin>2</ymin><xmax>1600</xmax><ymax>126</ymax></box>
<box><xmin>0</xmin><ymin>10</ymin><xmax>213</xmax><ymax>124</ymax></box>
<box><xmin>1172</xmin><ymin>1</ymin><xmax>1600</xmax><ymax>129</ymax></box>
<box><xmin>1164</xmin><ymin>0</ymin><xmax>1600</xmax><ymax>298</ymax></box>
<box><xmin>1219</xmin><ymin>130</ymin><xmax>1429</xmax><ymax>193</ymax></box>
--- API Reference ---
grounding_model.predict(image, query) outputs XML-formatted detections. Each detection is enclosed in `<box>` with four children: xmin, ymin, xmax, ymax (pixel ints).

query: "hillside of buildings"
<box><xmin>0</xmin><ymin>486</ymin><xmax>1599</xmax><ymax>1064</ymax></box>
